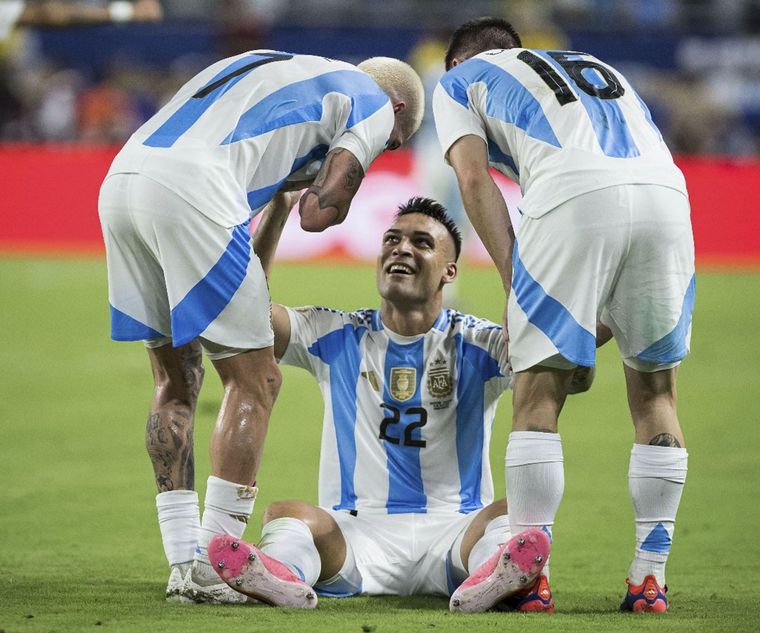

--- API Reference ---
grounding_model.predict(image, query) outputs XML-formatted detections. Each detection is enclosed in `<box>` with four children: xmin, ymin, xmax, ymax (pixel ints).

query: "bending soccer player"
<box><xmin>433</xmin><ymin>17</ymin><xmax>693</xmax><ymax>612</ymax></box>
<box><xmin>207</xmin><ymin>196</ymin><xmax>595</xmax><ymax>611</ymax></box>
<box><xmin>98</xmin><ymin>51</ymin><xmax>425</xmax><ymax>603</ymax></box>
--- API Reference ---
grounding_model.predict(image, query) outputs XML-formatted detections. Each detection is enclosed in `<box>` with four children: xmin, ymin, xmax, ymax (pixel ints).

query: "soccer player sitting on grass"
<box><xmin>205</xmin><ymin>195</ymin><xmax>594</xmax><ymax>611</ymax></box>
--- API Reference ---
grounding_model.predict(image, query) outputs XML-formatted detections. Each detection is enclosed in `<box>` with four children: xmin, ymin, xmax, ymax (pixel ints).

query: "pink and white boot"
<box><xmin>450</xmin><ymin>528</ymin><xmax>550</xmax><ymax>613</ymax></box>
<box><xmin>208</xmin><ymin>535</ymin><xmax>318</xmax><ymax>608</ymax></box>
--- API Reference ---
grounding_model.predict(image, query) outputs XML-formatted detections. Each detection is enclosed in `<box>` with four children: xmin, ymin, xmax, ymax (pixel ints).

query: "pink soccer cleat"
<box><xmin>450</xmin><ymin>528</ymin><xmax>550</xmax><ymax>613</ymax></box>
<box><xmin>208</xmin><ymin>535</ymin><xmax>318</xmax><ymax>608</ymax></box>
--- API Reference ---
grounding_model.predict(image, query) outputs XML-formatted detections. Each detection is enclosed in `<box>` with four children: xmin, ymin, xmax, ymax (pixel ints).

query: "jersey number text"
<box><xmin>193</xmin><ymin>52</ymin><xmax>294</xmax><ymax>99</ymax></box>
<box><xmin>379</xmin><ymin>404</ymin><xmax>427</xmax><ymax>448</ymax></box>
<box><xmin>518</xmin><ymin>50</ymin><xmax>625</xmax><ymax>104</ymax></box>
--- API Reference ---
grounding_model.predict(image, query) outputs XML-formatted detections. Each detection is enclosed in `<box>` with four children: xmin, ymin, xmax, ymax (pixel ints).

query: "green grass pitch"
<box><xmin>1</xmin><ymin>258</ymin><xmax>758</xmax><ymax>632</ymax></box>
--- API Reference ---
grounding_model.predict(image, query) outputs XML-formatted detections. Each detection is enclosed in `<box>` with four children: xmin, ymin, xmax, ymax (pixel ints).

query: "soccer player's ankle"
<box><xmin>628</xmin><ymin>553</ymin><xmax>667</xmax><ymax>587</ymax></box>
<box><xmin>505</xmin><ymin>432</ymin><xmax>563</xmax><ymax>557</ymax></box>
<box><xmin>466</xmin><ymin>514</ymin><xmax>510</xmax><ymax>573</ymax></box>
<box><xmin>195</xmin><ymin>476</ymin><xmax>257</xmax><ymax>565</ymax></box>
<box><xmin>156</xmin><ymin>490</ymin><xmax>200</xmax><ymax>568</ymax></box>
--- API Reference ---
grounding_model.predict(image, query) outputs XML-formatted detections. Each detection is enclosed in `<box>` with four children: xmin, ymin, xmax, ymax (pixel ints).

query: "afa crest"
<box><xmin>427</xmin><ymin>357</ymin><xmax>453</xmax><ymax>398</ymax></box>
<box><xmin>390</xmin><ymin>367</ymin><xmax>416</xmax><ymax>402</ymax></box>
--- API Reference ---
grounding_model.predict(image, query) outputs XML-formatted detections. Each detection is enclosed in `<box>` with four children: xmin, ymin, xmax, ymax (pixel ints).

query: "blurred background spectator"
<box><xmin>0</xmin><ymin>0</ymin><xmax>758</xmax><ymax>155</ymax></box>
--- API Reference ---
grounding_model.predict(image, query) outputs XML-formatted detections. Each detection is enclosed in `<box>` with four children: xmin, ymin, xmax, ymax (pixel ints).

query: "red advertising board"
<box><xmin>0</xmin><ymin>146</ymin><xmax>758</xmax><ymax>267</ymax></box>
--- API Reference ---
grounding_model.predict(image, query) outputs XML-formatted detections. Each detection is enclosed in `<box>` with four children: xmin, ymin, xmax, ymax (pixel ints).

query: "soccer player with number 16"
<box><xmin>434</xmin><ymin>17</ymin><xmax>694</xmax><ymax>613</ymax></box>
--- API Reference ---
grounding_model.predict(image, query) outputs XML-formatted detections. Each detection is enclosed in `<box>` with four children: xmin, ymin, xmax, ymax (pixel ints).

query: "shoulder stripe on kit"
<box><xmin>433</xmin><ymin>309</ymin><xmax>449</xmax><ymax>331</ymax></box>
<box><xmin>192</xmin><ymin>52</ymin><xmax>293</xmax><ymax>99</ymax></box>
<box><xmin>222</xmin><ymin>70</ymin><xmax>389</xmax><ymax>145</ymax></box>
<box><xmin>143</xmin><ymin>53</ymin><xmax>289</xmax><ymax>148</ymax></box>
<box><xmin>371</xmin><ymin>310</ymin><xmax>384</xmax><ymax>331</ymax></box>
<box><xmin>440</xmin><ymin>58</ymin><xmax>561</xmax><ymax>148</ymax></box>
<box><xmin>633</xmin><ymin>89</ymin><xmax>663</xmax><ymax>140</ymax></box>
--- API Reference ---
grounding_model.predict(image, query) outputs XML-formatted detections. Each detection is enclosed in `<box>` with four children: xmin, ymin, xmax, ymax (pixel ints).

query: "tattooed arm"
<box><xmin>298</xmin><ymin>148</ymin><xmax>365</xmax><ymax>232</ymax></box>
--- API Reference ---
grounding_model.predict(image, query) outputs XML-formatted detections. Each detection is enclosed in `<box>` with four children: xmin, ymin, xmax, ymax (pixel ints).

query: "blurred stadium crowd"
<box><xmin>1</xmin><ymin>0</ymin><xmax>760</xmax><ymax>155</ymax></box>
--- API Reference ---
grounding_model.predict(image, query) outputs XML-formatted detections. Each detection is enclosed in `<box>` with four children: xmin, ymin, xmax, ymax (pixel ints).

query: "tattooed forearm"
<box><xmin>649</xmin><ymin>433</ymin><xmax>681</xmax><ymax>447</ymax></box>
<box><xmin>343</xmin><ymin>157</ymin><xmax>361</xmax><ymax>191</ymax></box>
<box><xmin>305</xmin><ymin>149</ymin><xmax>364</xmax><ymax>215</ymax></box>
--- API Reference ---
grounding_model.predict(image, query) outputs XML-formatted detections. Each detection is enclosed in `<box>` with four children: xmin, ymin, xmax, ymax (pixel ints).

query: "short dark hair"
<box><xmin>445</xmin><ymin>17</ymin><xmax>522</xmax><ymax>70</ymax></box>
<box><xmin>396</xmin><ymin>197</ymin><xmax>462</xmax><ymax>261</ymax></box>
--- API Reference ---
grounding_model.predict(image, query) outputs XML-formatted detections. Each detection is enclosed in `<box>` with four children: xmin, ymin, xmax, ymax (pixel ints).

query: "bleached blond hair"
<box><xmin>358</xmin><ymin>56</ymin><xmax>424</xmax><ymax>140</ymax></box>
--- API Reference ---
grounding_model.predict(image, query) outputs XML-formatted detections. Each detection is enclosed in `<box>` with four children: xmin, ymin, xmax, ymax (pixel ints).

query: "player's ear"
<box><xmin>442</xmin><ymin>262</ymin><xmax>457</xmax><ymax>284</ymax></box>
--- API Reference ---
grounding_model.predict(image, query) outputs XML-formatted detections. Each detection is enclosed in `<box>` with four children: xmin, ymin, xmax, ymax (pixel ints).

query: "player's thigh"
<box><xmin>602</xmin><ymin>186</ymin><xmax>694</xmax><ymax>370</ymax></box>
<box><xmin>508</xmin><ymin>189</ymin><xmax>628</xmax><ymax>373</ymax></box>
<box><xmin>146</xmin><ymin>338</ymin><xmax>204</xmax><ymax>399</ymax></box>
<box><xmin>210</xmin><ymin>346</ymin><xmax>281</xmax><ymax>401</ymax></box>
<box><xmin>99</xmin><ymin>174</ymin><xmax>172</xmax><ymax>337</ymax></box>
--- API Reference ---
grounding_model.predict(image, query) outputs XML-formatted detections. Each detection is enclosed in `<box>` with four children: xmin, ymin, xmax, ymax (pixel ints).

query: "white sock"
<box><xmin>505</xmin><ymin>431</ymin><xmax>564</xmax><ymax>579</ymax></box>
<box><xmin>258</xmin><ymin>518</ymin><xmax>321</xmax><ymax>586</ymax></box>
<box><xmin>628</xmin><ymin>444</ymin><xmax>688</xmax><ymax>586</ymax></box>
<box><xmin>194</xmin><ymin>476</ymin><xmax>257</xmax><ymax>566</ymax></box>
<box><xmin>466</xmin><ymin>514</ymin><xmax>511</xmax><ymax>573</ymax></box>
<box><xmin>156</xmin><ymin>490</ymin><xmax>200</xmax><ymax>567</ymax></box>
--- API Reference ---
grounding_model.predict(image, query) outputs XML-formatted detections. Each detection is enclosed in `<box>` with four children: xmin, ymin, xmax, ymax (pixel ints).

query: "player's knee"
<box><xmin>263</xmin><ymin>499</ymin><xmax>312</xmax><ymax>524</ymax></box>
<box><xmin>626</xmin><ymin>368</ymin><xmax>678</xmax><ymax>413</ymax></box>
<box><xmin>249</xmin><ymin>361</ymin><xmax>282</xmax><ymax>407</ymax></box>
<box><xmin>178</xmin><ymin>340</ymin><xmax>205</xmax><ymax>397</ymax></box>
<box><xmin>221</xmin><ymin>355</ymin><xmax>282</xmax><ymax>407</ymax></box>
<box><xmin>151</xmin><ymin>341</ymin><xmax>204</xmax><ymax>404</ymax></box>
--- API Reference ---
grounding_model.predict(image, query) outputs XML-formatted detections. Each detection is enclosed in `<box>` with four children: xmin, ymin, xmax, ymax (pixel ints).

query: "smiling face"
<box><xmin>376</xmin><ymin>212</ymin><xmax>458</xmax><ymax>307</ymax></box>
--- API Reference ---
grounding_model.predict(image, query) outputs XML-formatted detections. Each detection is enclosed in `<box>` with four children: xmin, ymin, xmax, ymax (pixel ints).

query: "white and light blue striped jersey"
<box><xmin>107</xmin><ymin>51</ymin><xmax>394</xmax><ymax>227</ymax></box>
<box><xmin>281</xmin><ymin>306</ymin><xmax>511</xmax><ymax>515</ymax></box>
<box><xmin>433</xmin><ymin>48</ymin><xmax>687</xmax><ymax>218</ymax></box>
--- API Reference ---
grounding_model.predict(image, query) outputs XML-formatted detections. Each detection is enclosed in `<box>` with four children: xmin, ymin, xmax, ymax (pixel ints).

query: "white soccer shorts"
<box><xmin>98</xmin><ymin>173</ymin><xmax>274</xmax><ymax>352</ymax></box>
<box><xmin>316</xmin><ymin>509</ymin><xmax>485</xmax><ymax>597</ymax></box>
<box><xmin>508</xmin><ymin>184</ymin><xmax>695</xmax><ymax>373</ymax></box>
